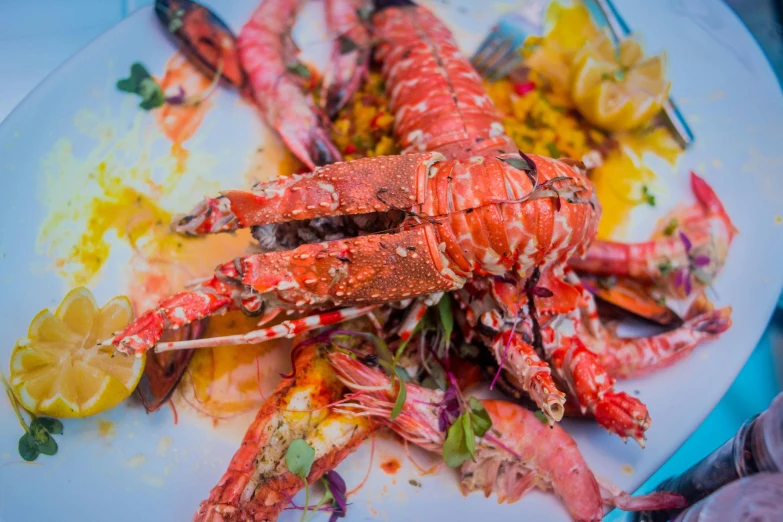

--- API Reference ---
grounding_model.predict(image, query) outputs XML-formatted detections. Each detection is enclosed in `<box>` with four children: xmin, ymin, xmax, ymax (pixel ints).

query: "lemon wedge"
<box><xmin>9</xmin><ymin>287</ymin><xmax>144</xmax><ymax>418</ymax></box>
<box><xmin>570</xmin><ymin>32</ymin><xmax>670</xmax><ymax>132</ymax></box>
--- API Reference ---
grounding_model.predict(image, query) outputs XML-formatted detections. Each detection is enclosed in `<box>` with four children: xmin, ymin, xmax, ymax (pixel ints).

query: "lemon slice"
<box><xmin>9</xmin><ymin>287</ymin><xmax>144</xmax><ymax>418</ymax></box>
<box><xmin>570</xmin><ymin>32</ymin><xmax>670</xmax><ymax>132</ymax></box>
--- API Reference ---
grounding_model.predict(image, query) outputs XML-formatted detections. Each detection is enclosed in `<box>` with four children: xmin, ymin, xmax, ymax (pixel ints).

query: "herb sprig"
<box><xmin>286</xmin><ymin>439</ymin><xmax>316</xmax><ymax>522</ymax></box>
<box><xmin>117</xmin><ymin>60</ymin><xmax>223</xmax><ymax>111</ymax></box>
<box><xmin>285</xmin><ymin>440</ymin><xmax>349</xmax><ymax>522</ymax></box>
<box><xmin>3</xmin><ymin>373</ymin><xmax>63</xmax><ymax>461</ymax></box>
<box><xmin>442</xmin><ymin>396</ymin><xmax>492</xmax><ymax>468</ymax></box>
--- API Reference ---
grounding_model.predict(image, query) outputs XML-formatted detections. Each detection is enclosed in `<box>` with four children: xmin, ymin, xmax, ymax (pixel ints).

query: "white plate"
<box><xmin>1</xmin><ymin>1</ymin><xmax>782</xmax><ymax>521</ymax></box>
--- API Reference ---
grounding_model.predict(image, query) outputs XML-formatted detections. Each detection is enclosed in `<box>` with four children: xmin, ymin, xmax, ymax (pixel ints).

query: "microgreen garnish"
<box><xmin>641</xmin><ymin>185</ymin><xmax>656</xmax><ymax>206</ymax></box>
<box><xmin>117</xmin><ymin>62</ymin><xmax>166</xmax><ymax>110</ymax></box>
<box><xmin>534</xmin><ymin>410</ymin><xmax>548</xmax><ymax>424</ymax></box>
<box><xmin>497</xmin><ymin>156</ymin><xmax>533</xmax><ymax>173</ymax></box>
<box><xmin>546</xmin><ymin>142</ymin><xmax>561</xmax><ymax>159</ymax></box>
<box><xmin>322</xmin><ymin>470</ymin><xmax>348</xmax><ymax>521</ymax></box>
<box><xmin>287</xmin><ymin>62</ymin><xmax>312</xmax><ymax>79</ymax></box>
<box><xmin>442</xmin><ymin>396</ymin><xmax>492</xmax><ymax>468</ymax></box>
<box><xmin>437</xmin><ymin>293</ymin><xmax>454</xmax><ymax>354</ymax></box>
<box><xmin>3</xmin><ymin>373</ymin><xmax>63</xmax><ymax>461</ymax></box>
<box><xmin>390</xmin><ymin>367</ymin><xmax>408</xmax><ymax>420</ymax></box>
<box><xmin>286</xmin><ymin>439</ymin><xmax>316</xmax><ymax>522</ymax></box>
<box><xmin>355</xmin><ymin>6</ymin><xmax>373</xmax><ymax>22</ymax></box>
<box><xmin>117</xmin><ymin>60</ymin><xmax>222</xmax><ymax>111</ymax></box>
<box><xmin>338</xmin><ymin>35</ymin><xmax>359</xmax><ymax>54</ymax></box>
<box><xmin>498</xmin><ymin>150</ymin><xmax>539</xmax><ymax>187</ymax></box>
<box><xmin>663</xmin><ymin>219</ymin><xmax>678</xmax><ymax>236</ymax></box>
<box><xmin>287</xmin><ymin>438</ymin><xmax>315</xmax><ymax>478</ymax></box>
<box><xmin>658</xmin><ymin>260</ymin><xmax>673</xmax><ymax>276</ymax></box>
<box><xmin>596</xmin><ymin>275</ymin><xmax>617</xmax><ymax>290</ymax></box>
<box><xmin>672</xmin><ymin>231</ymin><xmax>713</xmax><ymax>295</ymax></box>
<box><xmin>437</xmin><ymin>384</ymin><xmax>461</xmax><ymax>432</ymax></box>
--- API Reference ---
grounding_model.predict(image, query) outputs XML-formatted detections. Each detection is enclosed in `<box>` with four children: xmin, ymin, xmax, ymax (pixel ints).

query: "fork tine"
<box><xmin>472</xmin><ymin>32</ymin><xmax>504</xmax><ymax>76</ymax></box>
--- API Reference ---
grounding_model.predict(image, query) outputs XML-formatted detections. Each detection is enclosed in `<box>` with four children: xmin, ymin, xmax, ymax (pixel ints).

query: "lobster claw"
<box><xmin>154</xmin><ymin>0</ymin><xmax>246</xmax><ymax>88</ymax></box>
<box><xmin>135</xmin><ymin>319</ymin><xmax>207</xmax><ymax>412</ymax></box>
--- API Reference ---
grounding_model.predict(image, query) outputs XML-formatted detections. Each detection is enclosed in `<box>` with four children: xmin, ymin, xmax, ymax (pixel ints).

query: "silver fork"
<box><xmin>471</xmin><ymin>0</ymin><xmax>694</xmax><ymax>149</ymax></box>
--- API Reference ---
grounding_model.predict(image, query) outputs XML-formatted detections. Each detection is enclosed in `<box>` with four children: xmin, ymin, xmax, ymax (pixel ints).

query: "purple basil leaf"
<box><xmin>437</xmin><ymin>385</ymin><xmax>461</xmax><ymax>432</ymax></box>
<box><xmin>325</xmin><ymin>471</ymin><xmax>347</xmax><ymax>513</ymax></box>
<box><xmin>692</xmin><ymin>255</ymin><xmax>711</xmax><ymax>267</ymax></box>
<box><xmin>679</xmin><ymin>231</ymin><xmax>692</xmax><ymax>252</ymax></box>
<box><xmin>684</xmin><ymin>276</ymin><xmax>692</xmax><ymax>296</ymax></box>
<box><xmin>165</xmin><ymin>86</ymin><xmax>186</xmax><ymax>105</ymax></box>
<box><xmin>438</xmin><ymin>409</ymin><xmax>450</xmax><ymax>432</ymax></box>
<box><xmin>674</xmin><ymin>268</ymin><xmax>685</xmax><ymax>288</ymax></box>
<box><xmin>532</xmin><ymin>286</ymin><xmax>554</xmax><ymax>298</ymax></box>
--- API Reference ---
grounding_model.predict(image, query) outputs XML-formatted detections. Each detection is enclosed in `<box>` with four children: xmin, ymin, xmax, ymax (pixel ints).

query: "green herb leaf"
<box><xmin>442</xmin><ymin>414</ymin><xmax>471</xmax><ymax>468</ymax></box>
<box><xmin>438</xmin><ymin>294</ymin><xmax>454</xmax><ymax>348</ymax></box>
<box><xmin>355</xmin><ymin>6</ymin><xmax>372</xmax><ymax>22</ymax></box>
<box><xmin>546</xmin><ymin>142</ymin><xmax>561</xmax><ymax>159</ymax></box>
<box><xmin>37</xmin><ymin>435</ymin><xmax>58</xmax><ymax>456</ymax></box>
<box><xmin>116</xmin><ymin>63</ymin><xmax>149</xmax><ymax>93</ymax></box>
<box><xmin>395</xmin><ymin>365</ymin><xmax>412</xmax><ymax>383</ymax></box>
<box><xmin>468</xmin><ymin>397</ymin><xmax>492</xmax><ymax>437</ymax></box>
<box><xmin>663</xmin><ymin>219</ymin><xmax>678</xmax><ymax>236</ymax></box>
<box><xmin>462</xmin><ymin>412</ymin><xmax>475</xmax><ymax>459</ymax></box>
<box><xmin>390</xmin><ymin>378</ymin><xmax>407</xmax><ymax>420</ymax></box>
<box><xmin>497</xmin><ymin>156</ymin><xmax>532</xmax><ymax>172</ymax></box>
<box><xmin>29</xmin><ymin>419</ymin><xmax>51</xmax><ymax>444</ymax></box>
<box><xmin>367</xmin><ymin>333</ymin><xmax>393</xmax><ymax>365</ymax></box>
<box><xmin>117</xmin><ymin>62</ymin><xmax>165</xmax><ymax>111</ymax></box>
<box><xmin>285</xmin><ymin>439</ymin><xmax>316</xmax><ymax>479</ymax></box>
<box><xmin>596</xmin><ymin>275</ymin><xmax>617</xmax><ymax>290</ymax></box>
<box><xmin>641</xmin><ymin>185</ymin><xmax>656</xmax><ymax>206</ymax></box>
<box><xmin>658</xmin><ymin>260</ymin><xmax>673</xmax><ymax>276</ymax></box>
<box><xmin>338</xmin><ymin>35</ymin><xmax>359</xmax><ymax>54</ymax></box>
<box><xmin>36</xmin><ymin>417</ymin><xmax>63</xmax><ymax>435</ymax></box>
<box><xmin>18</xmin><ymin>433</ymin><xmax>40</xmax><ymax>462</ymax></box>
<box><xmin>287</xmin><ymin>62</ymin><xmax>311</xmax><ymax>79</ymax></box>
<box><xmin>534</xmin><ymin>410</ymin><xmax>548</xmax><ymax>424</ymax></box>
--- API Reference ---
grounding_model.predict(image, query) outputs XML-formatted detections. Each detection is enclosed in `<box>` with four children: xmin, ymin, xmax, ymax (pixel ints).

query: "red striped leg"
<box><xmin>156</xmin><ymin>305</ymin><xmax>379</xmax><ymax>352</ymax></box>
<box><xmin>490</xmin><ymin>326</ymin><xmax>566</xmax><ymax>423</ymax></box>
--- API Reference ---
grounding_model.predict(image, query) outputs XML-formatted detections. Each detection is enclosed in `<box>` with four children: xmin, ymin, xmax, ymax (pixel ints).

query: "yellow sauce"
<box><xmin>592</xmin><ymin>128</ymin><xmax>681</xmax><ymax>238</ymax></box>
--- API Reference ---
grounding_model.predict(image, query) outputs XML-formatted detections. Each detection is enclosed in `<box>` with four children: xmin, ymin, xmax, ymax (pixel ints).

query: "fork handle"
<box><xmin>593</xmin><ymin>0</ymin><xmax>694</xmax><ymax>149</ymax></box>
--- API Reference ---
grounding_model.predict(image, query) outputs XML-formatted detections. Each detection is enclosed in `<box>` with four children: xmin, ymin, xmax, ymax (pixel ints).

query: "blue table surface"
<box><xmin>0</xmin><ymin>0</ymin><xmax>781</xmax><ymax>518</ymax></box>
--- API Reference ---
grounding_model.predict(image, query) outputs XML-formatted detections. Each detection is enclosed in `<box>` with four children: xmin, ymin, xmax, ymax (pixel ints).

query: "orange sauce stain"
<box><xmin>182</xmin><ymin>310</ymin><xmax>289</xmax><ymax>418</ymax></box>
<box><xmin>380</xmin><ymin>457</ymin><xmax>401</xmax><ymax>475</ymax></box>
<box><xmin>154</xmin><ymin>53</ymin><xmax>214</xmax><ymax>173</ymax></box>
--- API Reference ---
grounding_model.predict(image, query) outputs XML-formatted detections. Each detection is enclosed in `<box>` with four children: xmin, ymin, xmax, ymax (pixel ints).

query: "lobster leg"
<box><xmin>543</xmin><ymin>329</ymin><xmax>651</xmax><ymax>446</ymax></box>
<box><xmin>488</xmin><ymin>326</ymin><xmax>566</xmax><ymax>423</ymax></box>
<box><xmin>155</xmin><ymin>305</ymin><xmax>378</xmax><ymax>352</ymax></box>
